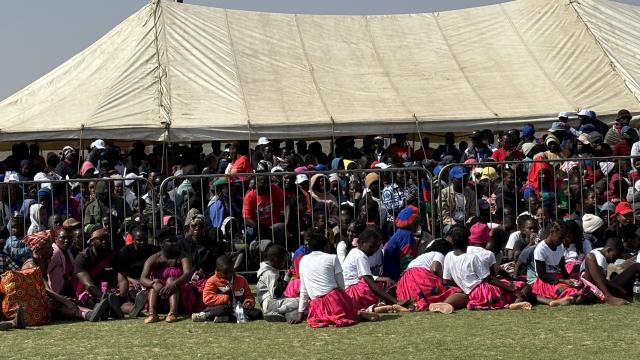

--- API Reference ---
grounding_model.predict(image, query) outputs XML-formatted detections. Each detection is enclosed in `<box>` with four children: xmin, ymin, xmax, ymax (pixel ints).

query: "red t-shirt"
<box><xmin>490</xmin><ymin>148</ymin><xmax>523</xmax><ymax>162</ymax></box>
<box><xmin>242</xmin><ymin>185</ymin><xmax>285</xmax><ymax>226</ymax></box>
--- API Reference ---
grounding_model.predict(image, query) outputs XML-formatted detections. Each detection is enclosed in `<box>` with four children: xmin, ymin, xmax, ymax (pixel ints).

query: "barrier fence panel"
<box><xmin>0</xmin><ymin>177</ymin><xmax>157</xmax><ymax>253</ymax></box>
<box><xmin>433</xmin><ymin>155</ymin><xmax>638</xmax><ymax>237</ymax></box>
<box><xmin>158</xmin><ymin>167</ymin><xmax>435</xmax><ymax>276</ymax></box>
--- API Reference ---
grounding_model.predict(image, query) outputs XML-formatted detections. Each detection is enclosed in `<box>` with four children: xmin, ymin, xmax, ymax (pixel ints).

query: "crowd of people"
<box><xmin>1</xmin><ymin>107</ymin><xmax>640</xmax><ymax>329</ymax></box>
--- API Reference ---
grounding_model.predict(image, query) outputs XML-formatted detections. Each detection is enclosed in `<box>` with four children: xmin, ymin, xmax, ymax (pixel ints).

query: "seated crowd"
<box><xmin>1</xmin><ymin>107</ymin><xmax>640</xmax><ymax>329</ymax></box>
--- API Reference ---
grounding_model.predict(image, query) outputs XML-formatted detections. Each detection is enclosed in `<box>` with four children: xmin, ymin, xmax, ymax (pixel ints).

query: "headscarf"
<box><xmin>309</xmin><ymin>174</ymin><xmax>338</xmax><ymax>212</ymax></box>
<box><xmin>80</xmin><ymin>161</ymin><xmax>96</xmax><ymax>176</ymax></box>
<box><xmin>23</xmin><ymin>230</ymin><xmax>52</xmax><ymax>253</ymax></box>
<box><xmin>28</xmin><ymin>204</ymin><xmax>46</xmax><ymax>235</ymax></box>
<box><xmin>20</xmin><ymin>160</ymin><xmax>30</xmax><ymax>170</ymax></box>
<box><xmin>395</xmin><ymin>205</ymin><xmax>419</xmax><ymax>229</ymax></box>
<box><xmin>526</xmin><ymin>154</ymin><xmax>553</xmax><ymax>193</ymax></box>
<box><xmin>469</xmin><ymin>223</ymin><xmax>490</xmax><ymax>246</ymax></box>
<box><xmin>331</xmin><ymin>158</ymin><xmax>343</xmax><ymax>170</ymax></box>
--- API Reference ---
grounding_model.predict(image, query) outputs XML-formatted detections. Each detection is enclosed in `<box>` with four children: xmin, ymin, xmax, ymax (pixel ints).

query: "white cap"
<box><xmin>558</xmin><ymin>112</ymin><xmax>570</xmax><ymax>118</ymax></box>
<box><xmin>374</xmin><ymin>162</ymin><xmax>391</xmax><ymax>169</ymax></box>
<box><xmin>295</xmin><ymin>174</ymin><xmax>309</xmax><ymax>185</ymax></box>
<box><xmin>91</xmin><ymin>139</ymin><xmax>106</xmax><ymax>150</ymax></box>
<box><xmin>4</xmin><ymin>172</ymin><xmax>19</xmax><ymax>183</ymax></box>
<box><xmin>124</xmin><ymin>173</ymin><xmax>142</xmax><ymax>187</ymax></box>
<box><xmin>577</xmin><ymin>109</ymin><xmax>590</xmax><ymax>116</ymax></box>
<box><xmin>257</xmin><ymin>137</ymin><xmax>271</xmax><ymax>146</ymax></box>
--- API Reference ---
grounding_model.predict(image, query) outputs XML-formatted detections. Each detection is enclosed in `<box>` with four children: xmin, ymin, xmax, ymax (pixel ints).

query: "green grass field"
<box><xmin>5</xmin><ymin>304</ymin><xmax>640</xmax><ymax>359</ymax></box>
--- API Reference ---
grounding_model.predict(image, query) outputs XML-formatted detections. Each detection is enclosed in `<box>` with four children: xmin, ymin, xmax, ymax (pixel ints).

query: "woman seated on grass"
<box><xmin>140</xmin><ymin>227</ymin><xmax>192</xmax><ymax>323</ymax></box>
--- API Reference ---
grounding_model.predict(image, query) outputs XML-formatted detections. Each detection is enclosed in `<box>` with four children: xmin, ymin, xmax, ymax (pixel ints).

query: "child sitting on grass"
<box><xmin>430</xmin><ymin>225</ymin><xmax>532</xmax><ymax>314</ymax></box>
<box><xmin>580</xmin><ymin>238</ymin><xmax>627</xmax><ymax>305</ymax></box>
<box><xmin>290</xmin><ymin>233</ymin><xmax>378</xmax><ymax>327</ymax></box>
<box><xmin>192</xmin><ymin>255</ymin><xmax>262</xmax><ymax>323</ymax></box>
<box><xmin>343</xmin><ymin>227</ymin><xmax>412</xmax><ymax>312</ymax></box>
<box><xmin>256</xmin><ymin>244</ymin><xmax>299</xmax><ymax>322</ymax></box>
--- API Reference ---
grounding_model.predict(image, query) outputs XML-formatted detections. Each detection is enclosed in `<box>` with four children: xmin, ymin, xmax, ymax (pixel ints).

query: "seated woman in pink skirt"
<box><xmin>430</xmin><ymin>225</ymin><xmax>532</xmax><ymax>314</ymax></box>
<box><xmin>531</xmin><ymin>221</ymin><xmax>583</xmax><ymax>306</ymax></box>
<box><xmin>140</xmin><ymin>228</ymin><xmax>193</xmax><ymax>323</ymax></box>
<box><xmin>396</xmin><ymin>239</ymin><xmax>462</xmax><ymax>311</ymax></box>
<box><xmin>289</xmin><ymin>233</ymin><xmax>377</xmax><ymax>328</ymax></box>
<box><xmin>343</xmin><ymin>227</ymin><xmax>412</xmax><ymax>312</ymax></box>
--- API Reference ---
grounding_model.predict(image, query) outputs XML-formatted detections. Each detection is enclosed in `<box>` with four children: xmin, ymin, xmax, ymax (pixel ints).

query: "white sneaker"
<box><xmin>191</xmin><ymin>312</ymin><xmax>209</xmax><ymax>322</ymax></box>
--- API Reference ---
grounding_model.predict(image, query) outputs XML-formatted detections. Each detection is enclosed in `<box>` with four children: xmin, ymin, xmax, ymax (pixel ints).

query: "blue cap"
<box><xmin>579</xmin><ymin>124</ymin><xmax>596</xmax><ymax>133</ymax></box>
<box><xmin>598</xmin><ymin>202</ymin><xmax>615</xmax><ymax>213</ymax></box>
<box><xmin>548</xmin><ymin>122</ymin><xmax>566</xmax><ymax>133</ymax></box>
<box><xmin>522</xmin><ymin>125</ymin><xmax>535</xmax><ymax>137</ymax></box>
<box><xmin>449</xmin><ymin>166</ymin><xmax>466</xmax><ymax>179</ymax></box>
<box><xmin>433</xmin><ymin>165</ymin><xmax>443</xmax><ymax>176</ymax></box>
<box><xmin>587</xmin><ymin>110</ymin><xmax>596</xmax><ymax>119</ymax></box>
<box><xmin>622</xmin><ymin>126</ymin><xmax>633</xmax><ymax>134</ymax></box>
<box><xmin>315</xmin><ymin>164</ymin><xmax>327</xmax><ymax>171</ymax></box>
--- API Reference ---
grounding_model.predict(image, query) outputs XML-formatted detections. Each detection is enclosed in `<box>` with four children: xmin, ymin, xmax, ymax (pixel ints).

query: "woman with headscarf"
<box><xmin>18</xmin><ymin>160</ymin><xmax>32</xmax><ymax>181</ymax></box>
<box><xmin>523</xmin><ymin>154</ymin><xmax>555</xmax><ymax>203</ymax></box>
<box><xmin>27</xmin><ymin>203</ymin><xmax>47</xmax><ymax>235</ymax></box>
<box><xmin>309</xmin><ymin>174</ymin><xmax>338</xmax><ymax>219</ymax></box>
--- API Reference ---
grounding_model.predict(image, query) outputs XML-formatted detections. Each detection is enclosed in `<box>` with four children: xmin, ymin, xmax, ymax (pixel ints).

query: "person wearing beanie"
<box><xmin>382</xmin><ymin>206</ymin><xmax>419</xmax><ymax>281</ymax></box>
<box><xmin>581</xmin><ymin>214</ymin><xmax>605</xmax><ymax>249</ymax></box>
<box><xmin>604</xmin><ymin>109</ymin><xmax>632</xmax><ymax>147</ymax></box>
<box><xmin>543</xmin><ymin>134</ymin><xmax>564</xmax><ymax>161</ymax></box>
<box><xmin>361</xmin><ymin>172</ymin><xmax>387</xmax><ymax>226</ymax></box>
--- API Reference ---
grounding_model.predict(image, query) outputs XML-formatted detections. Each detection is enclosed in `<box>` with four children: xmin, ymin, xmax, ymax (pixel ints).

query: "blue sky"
<box><xmin>1</xmin><ymin>0</ymin><xmax>639</xmax><ymax>100</ymax></box>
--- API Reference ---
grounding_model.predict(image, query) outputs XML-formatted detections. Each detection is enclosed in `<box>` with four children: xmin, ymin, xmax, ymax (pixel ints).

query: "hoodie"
<box><xmin>256</xmin><ymin>261</ymin><xmax>288</xmax><ymax>305</ymax></box>
<box><xmin>27</xmin><ymin>203</ymin><xmax>46</xmax><ymax>235</ymax></box>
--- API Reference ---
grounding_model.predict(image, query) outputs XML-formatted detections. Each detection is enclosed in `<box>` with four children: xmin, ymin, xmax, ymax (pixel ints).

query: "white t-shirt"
<box><xmin>533</xmin><ymin>241</ymin><xmax>565</xmax><ymax>274</ymax></box>
<box><xmin>506</xmin><ymin>231</ymin><xmax>522</xmax><ymax>250</ymax></box>
<box><xmin>342</xmin><ymin>248</ymin><xmax>373</xmax><ymax>287</ymax></box>
<box><xmin>564</xmin><ymin>240</ymin><xmax>593</xmax><ymax>261</ymax></box>
<box><xmin>467</xmin><ymin>246</ymin><xmax>497</xmax><ymax>272</ymax></box>
<box><xmin>443</xmin><ymin>252</ymin><xmax>489</xmax><ymax>294</ymax></box>
<box><xmin>407</xmin><ymin>251</ymin><xmax>445</xmax><ymax>270</ymax></box>
<box><xmin>579</xmin><ymin>248</ymin><xmax>608</xmax><ymax>276</ymax></box>
<box><xmin>336</xmin><ymin>241</ymin><xmax>349</xmax><ymax>265</ymax></box>
<box><xmin>299</xmin><ymin>251</ymin><xmax>344</xmax><ymax>300</ymax></box>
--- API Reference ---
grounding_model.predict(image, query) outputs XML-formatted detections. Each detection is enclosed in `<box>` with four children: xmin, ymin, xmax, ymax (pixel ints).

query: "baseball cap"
<box><xmin>614</xmin><ymin>202</ymin><xmax>633</xmax><ymax>217</ymax></box>
<box><xmin>213</xmin><ymin>178</ymin><xmax>228</xmax><ymax>188</ymax></box>
<box><xmin>295</xmin><ymin>174</ymin><xmax>309</xmax><ymax>185</ymax></box>
<box><xmin>558</xmin><ymin>112</ymin><xmax>570</xmax><ymax>118</ymax></box>
<box><xmin>617</xmin><ymin>109</ymin><xmax>631</xmax><ymax>120</ymax></box>
<box><xmin>521</xmin><ymin>125</ymin><xmax>535</xmax><ymax>137</ymax></box>
<box><xmin>449</xmin><ymin>166</ymin><xmax>466</xmax><ymax>179</ymax></box>
<box><xmin>124</xmin><ymin>173</ymin><xmax>142</xmax><ymax>187</ymax></box>
<box><xmin>91</xmin><ymin>139</ymin><xmax>106</xmax><ymax>150</ymax></box>
<box><xmin>62</xmin><ymin>218</ymin><xmax>81</xmax><ymax>228</ymax></box>
<box><xmin>577</xmin><ymin>109</ymin><xmax>590</xmax><ymax>117</ymax></box>
<box><xmin>480</xmin><ymin>167</ymin><xmax>497</xmax><ymax>181</ymax></box>
<box><xmin>548</xmin><ymin>122</ymin><xmax>566</xmax><ymax>132</ymax></box>
<box><xmin>257</xmin><ymin>137</ymin><xmax>271</xmax><ymax>146</ymax></box>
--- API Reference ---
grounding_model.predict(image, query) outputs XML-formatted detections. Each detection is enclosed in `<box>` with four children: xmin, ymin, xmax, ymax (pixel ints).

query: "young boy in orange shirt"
<box><xmin>192</xmin><ymin>255</ymin><xmax>262</xmax><ymax>322</ymax></box>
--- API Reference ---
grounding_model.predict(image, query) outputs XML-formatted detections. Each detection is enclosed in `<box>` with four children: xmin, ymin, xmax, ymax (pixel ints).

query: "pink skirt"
<box><xmin>579</xmin><ymin>272</ymin><xmax>605</xmax><ymax>303</ymax></box>
<box><xmin>564</xmin><ymin>260</ymin><xmax>581</xmax><ymax>280</ymax></box>
<box><xmin>531</xmin><ymin>273</ymin><xmax>580</xmax><ymax>300</ymax></box>
<box><xmin>307</xmin><ymin>288</ymin><xmax>359</xmax><ymax>328</ymax></box>
<box><xmin>466</xmin><ymin>280</ymin><xmax>523</xmax><ymax>310</ymax></box>
<box><xmin>149</xmin><ymin>266</ymin><xmax>198</xmax><ymax>313</ymax></box>
<box><xmin>396</xmin><ymin>267</ymin><xmax>462</xmax><ymax>311</ymax></box>
<box><xmin>345</xmin><ymin>278</ymin><xmax>381</xmax><ymax>310</ymax></box>
<box><xmin>284</xmin><ymin>278</ymin><xmax>301</xmax><ymax>298</ymax></box>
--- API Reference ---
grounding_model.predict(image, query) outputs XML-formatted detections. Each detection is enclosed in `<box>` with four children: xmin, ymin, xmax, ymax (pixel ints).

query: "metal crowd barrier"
<box><xmin>0</xmin><ymin>177</ymin><xmax>157</xmax><ymax>250</ymax></box>
<box><xmin>433</xmin><ymin>155</ymin><xmax>638</xmax><ymax>236</ymax></box>
<box><xmin>158</xmin><ymin>167</ymin><xmax>435</xmax><ymax>276</ymax></box>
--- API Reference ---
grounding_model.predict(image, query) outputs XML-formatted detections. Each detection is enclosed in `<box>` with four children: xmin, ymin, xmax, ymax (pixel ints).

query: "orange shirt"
<box><xmin>202</xmin><ymin>272</ymin><xmax>255</xmax><ymax>307</ymax></box>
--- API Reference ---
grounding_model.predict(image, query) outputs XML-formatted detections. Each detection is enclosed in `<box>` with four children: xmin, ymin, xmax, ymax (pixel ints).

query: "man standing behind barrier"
<box><xmin>440</xmin><ymin>166</ymin><xmax>477</xmax><ymax>226</ymax></box>
<box><xmin>84</xmin><ymin>181</ymin><xmax>131</xmax><ymax>229</ymax></box>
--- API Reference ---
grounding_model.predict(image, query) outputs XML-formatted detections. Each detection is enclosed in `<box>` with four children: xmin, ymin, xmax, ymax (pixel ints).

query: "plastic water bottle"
<box><xmin>101</xmin><ymin>281</ymin><xmax>108</xmax><ymax>294</ymax></box>
<box><xmin>234</xmin><ymin>301</ymin><xmax>247</xmax><ymax>323</ymax></box>
<box><xmin>633</xmin><ymin>277</ymin><xmax>640</xmax><ymax>303</ymax></box>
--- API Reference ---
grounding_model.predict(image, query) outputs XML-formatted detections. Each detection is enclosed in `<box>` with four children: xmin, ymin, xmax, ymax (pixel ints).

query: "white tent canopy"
<box><xmin>1</xmin><ymin>0</ymin><xmax>640</xmax><ymax>142</ymax></box>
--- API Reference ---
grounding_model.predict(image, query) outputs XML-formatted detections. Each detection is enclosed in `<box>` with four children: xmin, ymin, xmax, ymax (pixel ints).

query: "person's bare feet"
<box><xmin>358</xmin><ymin>311</ymin><xmax>380</xmax><ymax>322</ymax></box>
<box><xmin>428</xmin><ymin>303</ymin><xmax>454</xmax><ymax>314</ymax></box>
<box><xmin>605</xmin><ymin>296</ymin><xmax>629</xmax><ymax>305</ymax></box>
<box><xmin>508</xmin><ymin>301</ymin><xmax>532</xmax><ymax>310</ymax></box>
<box><xmin>391</xmin><ymin>304</ymin><xmax>411</xmax><ymax>312</ymax></box>
<box><xmin>549</xmin><ymin>297</ymin><xmax>575</xmax><ymax>307</ymax></box>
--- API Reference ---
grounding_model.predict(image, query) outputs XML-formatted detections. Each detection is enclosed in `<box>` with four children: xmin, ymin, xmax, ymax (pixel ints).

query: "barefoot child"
<box><xmin>431</xmin><ymin>226</ymin><xmax>532</xmax><ymax>313</ymax></box>
<box><xmin>193</xmin><ymin>255</ymin><xmax>262</xmax><ymax>323</ymax></box>
<box><xmin>580</xmin><ymin>238</ymin><xmax>627</xmax><ymax>305</ymax></box>
<box><xmin>343</xmin><ymin>227</ymin><xmax>411</xmax><ymax>312</ymax></box>
<box><xmin>256</xmin><ymin>245</ymin><xmax>299</xmax><ymax>322</ymax></box>
<box><xmin>290</xmin><ymin>233</ymin><xmax>375</xmax><ymax>327</ymax></box>
<box><xmin>140</xmin><ymin>228</ymin><xmax>193</xmax><ymax>323</ymax></box>
<box><xmin>396</xmin><ymin>239</ymin><xmax>462</xmax><ymax>311</ymax></box>
<box><xmin>531</xmin><ymin>221</ymin><xmax>582</xmax><ymax>306</ymax></box>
